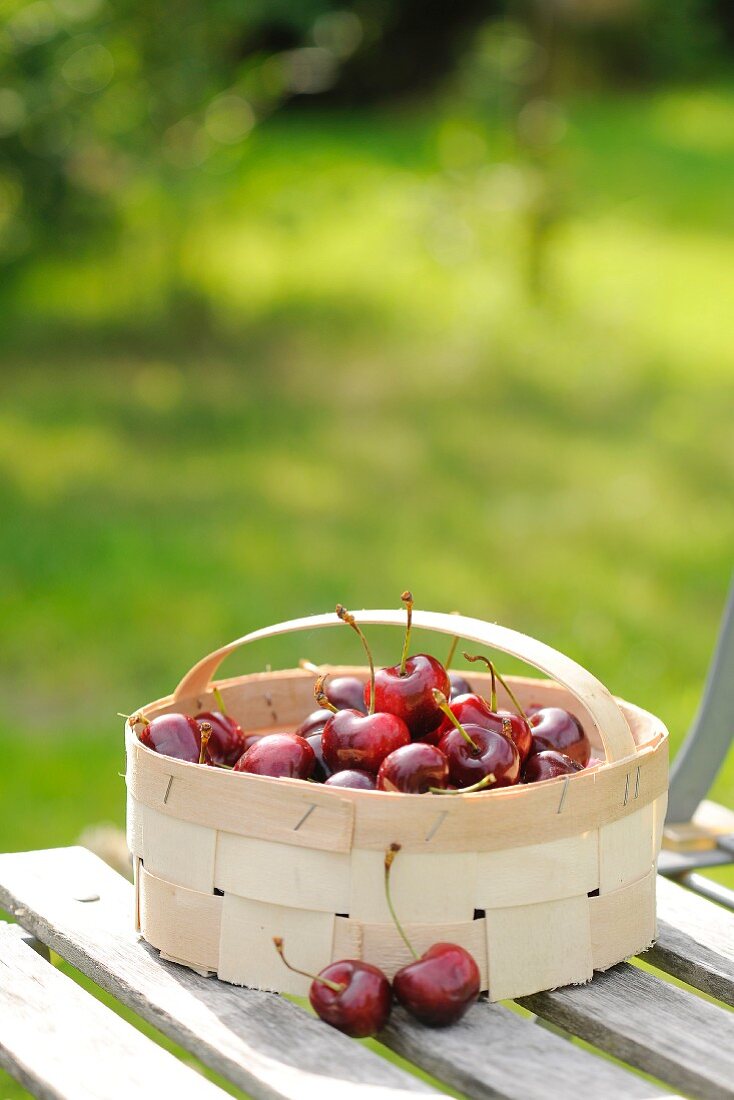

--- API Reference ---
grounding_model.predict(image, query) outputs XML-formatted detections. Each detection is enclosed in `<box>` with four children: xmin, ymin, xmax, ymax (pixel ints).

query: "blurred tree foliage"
<box><xmin>0</xmin><ymin>0</ymin><xmax>731</xmax><ymax>280</ymax></box>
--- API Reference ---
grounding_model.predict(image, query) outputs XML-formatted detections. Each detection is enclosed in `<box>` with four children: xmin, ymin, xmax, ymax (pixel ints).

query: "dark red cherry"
<box><xmin>295</xmin><ymin>709</ymin><xmax>331</xmax><ymax>739</ymax></box>
<box><xmin>233</xmin><ymin>733</ymin><xmax>315</xmax><ymax>779</ymax></box>
<box><xmin>306</xmin><ymin>732</ymin><xmax>330</xmax><ymax>781</ymax></box>
<box><xmin>325</xmin><ymin>769</ymin><xmax>376</xmax><ymax>790</ymax></box>
<box><xmin>523</xmin><ymin>750</ymin><xmax>584</xmax><ymax>783</ymax></box>
<box><xmin>529</xmin><ymin>707</ymin><xmax>590</xmax><ymax>766</ymax></box>
<box><xmin>439</xmin><ymin>722</ymin><xmax>521</xmax><ymax>789</ymax></box>
<box><xmin>135</xmin><ymin>713</ymin><xmax>204</xmax><ymax>763</ymax></box>
<box><xmin>448</xmin><ymin>672</ymin><xmax>472</xmax><ymax>699</ymax></box>
<box><xmin>437</xmin><ymin>694</ymin><xmax>532</xmax><ymax>763</ymax></box>
<box><xmin>367</xmin><ymin>654</ymin><xmax>451</xmax><ymax>740</ymax></box>
<box><xmin>195</xmin><ymin>710</ymin><xmax>245</xmax><ymax>766</ymax></box>
<box><xmin>393</xmin><ymin>943</ymin><xmax>480</xmax><ymax>1027</ymax></box>
<box><xmin>274</xmin><ymin>938</ymin><xmax>391</xmax><ymax>1038</ymax></box>
<box><xmin>326</xmin><ymin>676</ymin><xmax>368</xmax><ymax>713</ymax></box>
<box><xmin>242</xmin><ymin>731</ymin><xmax>266</xmax><ymax>753</ymax></box>
<box><xmin>377</xmin><ymin>743</ymin><xmax>448</xmax><ymax>793</ymax></box>
<box><xmin>322</xmin><ymin>709</ymin><xmax>410</xmax><ymax>775</ymax></box>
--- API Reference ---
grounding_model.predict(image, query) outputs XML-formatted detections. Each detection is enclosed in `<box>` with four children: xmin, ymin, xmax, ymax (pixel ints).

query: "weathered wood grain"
<box><xmin>0</xmin><ymin>924</ymin><xmax>226</xmax><ymax>1100</ymax></box>
<box><xmin>650</xmin><ymin>874</ymin><xmax>734</xmax><ymax>1006</ymax></box>
<box><xmin>379</xmin><ymin>1001</ymin><xmax>675</xmax><ymax>1100</ymax></box>
<box><xmin>521</xmin><ymin>961</ymin><xmax>734</xmax><ymax>1100</ymax></box>
<box><xmin>0</xmin><ymin>846</ymin><xmax>442</xmax><ymax>1100</ymax></box>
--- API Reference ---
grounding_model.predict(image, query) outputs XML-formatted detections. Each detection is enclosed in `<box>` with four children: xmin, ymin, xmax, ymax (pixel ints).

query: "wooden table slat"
<box><xmin>0</xmin><ymin>847</ymin><xmax>442</xmax><ymax>1100</ymax></box>
<box><xmin>380</xmin><ymin>1001</ymin><xmax>677</xmax><ymax>1100</ymax></box>
<box><xmin>521</xmin><ymin>961</ymin><xmax>734</xmax><ymax>1100</ymax></box>
<box><xmin>650</xmin><ymin>874</ymin><xmax>734</xmax><ymax>1006</ymax></box>
<box><xmin>0</xmin><ymin>924</ymin><xmax>226</xmax><ymax>1100</ymax></box>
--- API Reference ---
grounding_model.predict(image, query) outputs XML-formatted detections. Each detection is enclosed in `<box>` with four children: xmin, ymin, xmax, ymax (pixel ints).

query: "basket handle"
<box><xmin>172</xmin><ymin>609</ymin><xmax>636</xmax><ymax>763</ymax></box>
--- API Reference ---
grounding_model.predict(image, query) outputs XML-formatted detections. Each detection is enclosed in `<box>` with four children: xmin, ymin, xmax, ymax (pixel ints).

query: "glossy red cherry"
<box><xmin>325</xmin><ymin>768</ymin><xmax>376</xmax><ymax>790</ymax></box>
<box><xmin>394</xmin><ymin>942</ymin><xmax>480</xmax><ymax>1027</ymax></box>
<box><xmin>365</xmin><ymin>594</ymin><xmax>450</xmax><ymax>739</ymax></box>
<box><xmin>295</xmin><ymin>709</ymin><xmax>331</xmax><ymax>739</ymax></box>
<box><xmin>529</xmin><ymin>707</ymin><xmax>591</xmax><ymax>766</ymax></box>
<box><xmin>233</xmin><ymin>733</ymin><xmax>315</xmax><ymax>779</ymax></box>
<box><xmin>449</xmin><ymin>671</ymin><xmax>472</xmax><ymax>698</ymax></box>
<box><xmin>306</xmin><ymin>732</ymin><xmax>331</xmax><ymax>781</ymax></box>
<box><xmin>439</xmin><ymin>721</ymin><xmax>520</xmax><ymax>789</ymax></box>
<box><xmin>326</xmin><ymin>675</ymin><xmax>368</xmax><ymax>713</ymax></box>
<box><xmin>435</xmin><ymin>692</ymin><xmax>532</xmax><ymax>762</ymax></box>
<box><xmin>195</xmin><ymin>688</ymin><xmax>246</xmax><ymax>766</ymax></box>
<box><xmin>132</xmin><ymin>712</ymin><xmax>205</xmax><ymax>763</ymax></box>
<box><xmin>273</xmin><ymin>938</ymin><xmax>390</xmax><ymax>1038</ymax></box>
<box><xmin>322</xmin><ymin>709</ymin><xmax>410</xmax><ymax>775</ymax></box>
<box><xmin>523</xmin><ymin>750</ymin><xmax>584</xmax><ymax>783</ymax></box>
<box><xmin>384</xmin><ymin>844</ymin><xmax>480</xmax><ymax>1027</ymax></box>
<box><xmin>377</xmin><ymin>743</ymin><xmax>448</xmax><ymax>793</ymax></box>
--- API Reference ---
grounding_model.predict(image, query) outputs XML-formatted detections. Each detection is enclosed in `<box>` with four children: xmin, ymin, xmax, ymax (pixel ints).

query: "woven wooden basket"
<box><xmin>125</xmin><ymin>610</ymin><xmax>669</xmax><ymax>1001</ymax></box>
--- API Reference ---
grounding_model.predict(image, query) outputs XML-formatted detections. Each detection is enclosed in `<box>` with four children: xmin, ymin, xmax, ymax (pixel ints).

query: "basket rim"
<box><xmin>125</xmin><ymin>668</ymin><xmax>668</xmax><ymax>808</ymax></box>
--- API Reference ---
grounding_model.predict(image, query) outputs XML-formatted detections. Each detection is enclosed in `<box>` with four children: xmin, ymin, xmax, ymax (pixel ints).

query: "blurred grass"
<box><xmin>0</xmin><ymin>84</ymin><xmax>733</xmax><ymax>1098</ymax></box>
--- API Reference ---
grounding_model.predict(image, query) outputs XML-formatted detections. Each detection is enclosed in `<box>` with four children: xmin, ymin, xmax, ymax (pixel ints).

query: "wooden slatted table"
<box><xmin>1</xmin><ymin>847</ymin><xmax>732</xmax><ymax>1100</ymax></box>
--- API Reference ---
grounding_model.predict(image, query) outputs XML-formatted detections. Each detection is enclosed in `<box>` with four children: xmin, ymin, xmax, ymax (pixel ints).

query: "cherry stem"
<box><xmin>119</xmin><ymin>712</ymin><xmax>149</xmax><ymax>728</ymax></box>
<box><xmin>463</xmin><ymin>653</ymin><xmax>529</xmax><ymax>723</ymax></box>
<box><xmin>445</xmin><ymin>611</ymin><xmax>461</xmax><ymax>668</ymax></box>
<box><xmin>399</xmin><ymin>591</ymin><xmax>413</xmax><ymax>676</ymax></box>
<box><xmin>431</xmin><ymin>689</ymin><xmax>480</xmax><ymax>752</ymax></box>
<box><xmin>213</xmin><ymin>687</ymin><xmax>227</xmax><ymax>716</ymax></box>
<box><xmin>272</xmin><ymin>937</ymin><xmax>346</xmax><ymax>993</ymax></box>
<box><xmin>384</xmin><ymin>844</ymin><xmax>419</xmax><ymax>961</ymax></box>
<box><xmin>429</xmin><ymin>772</ymin><xmax>496</xmax><ymax>795</ymax></box>
<box><xmin>314</xmin><ymin>673</ymin><xmax>338</xmax><ymax>714</ymax></box>
<box><xmin>198</xmin><ymin>722</ymin><xmax>212</xmax><ymax>765</ymax></box>
<box><xmin>336</xmin><ymin>604</ymin><xmax>376</xmax><ymax>715</ymax></box>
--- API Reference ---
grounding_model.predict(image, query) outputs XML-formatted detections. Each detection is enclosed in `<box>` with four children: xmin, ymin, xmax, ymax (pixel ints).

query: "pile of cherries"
<box><xmin>128</xmin><ymin>593</ymin><xmax>595</xmax><ymax>791</ymax></box>
<box><xmin>273</xmin><ymin>842</ymin><xmax>481</xmax><ymax>1036</ymax></box>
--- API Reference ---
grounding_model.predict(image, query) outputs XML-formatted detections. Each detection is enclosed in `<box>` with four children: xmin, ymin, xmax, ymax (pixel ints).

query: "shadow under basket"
<box><xmin>125</xmin><ymin>609</ymin><xmax>669</xmax><ymax>1002</ymax></box>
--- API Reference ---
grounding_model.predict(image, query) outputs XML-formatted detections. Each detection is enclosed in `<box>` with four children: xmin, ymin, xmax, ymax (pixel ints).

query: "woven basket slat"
<box><xmin>590</xmin><ymin>868</ymin><xmax>657</xmax><ymax>971</ymax></box>
<box><xmin>475</xmin><ymin>833</ymin><xmax>600</xmax><ymax>908</ymax></box>
<box><xmin>214</xmin><ymin>833</ymin><xmax>351</xmax><ymax>913</ymax></box>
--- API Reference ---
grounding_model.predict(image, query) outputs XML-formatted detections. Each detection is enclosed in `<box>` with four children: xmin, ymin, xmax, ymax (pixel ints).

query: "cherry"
<box><xmin>434</xmin><ymin>691</ymin><xmax>520</xmax><ymax>789</ymax></box>
<box><xmin>322</xmin><ymin>606</ymin><xmax>411</xmax><ymax>774</ymax></box>
<box><xmin>306</xmin><ymin>732</ymin><xmax>331</xmax><ymax>781</ymax></box>
<box><xmin>295</xmin><ymin>709</ymin><xmax>331</xmax><ymax>739</ymax></box>
<box><xmin>273</xmin><ymin>938</ymin><xmax>391</xmax><ymax>1038</ymax></box>
<box><xmin>322</xmin><ymin>709</ymin><xmax>410</xmax><ymax>775</ymax></box>
<box><xmin>449</xmin><ymin>672</ymin><xmax>472</xmax><ymax>699</ymax></box>
<box><xmin>300</xmin><ymin>662</ymin><xmax>367</xmax><ymax>714</ymax></box>
<box><xmin>529</xmin><ymin>707</ymin><xmax>591</xmax><ymax>766</ymax></box>
<box><xmin>523</xmin><ymin>750</ymin><xmax>584</xmax><ymax>783</ymax></box>
<box><xmin>195</xmin><ymin>687</ymin><xmax>246</xmax><ymax>766</ymax></box>
<box><xmin>366</xmin><ymin>593</ymin><xmax>450</xmax><ymax>739</ymax></box>
<box><xmin>326</xmin><ymin>675</ymin><xmax>368</xmax><ymax>713</ymax></box>
<box><xmin>325</xmin><ymin>769</ymin><xmax>376</xmax><ymax>790</ymax></box>
<box><xmin>385</xmin><ymin>845</ymin><xmax>480</xmax><ymax>1027</ymax></box>
<box><xmin>233</xmin><ymin>733</ymin><xmax>315</xmax><ymax>780</ymax></box>
<box><xmin>377</xmin><ymin>743</ymin><xmax>449</xmax><ymax>794</ymax></box>
<box><xmin>129</xmin><ymin>712</ymin><xmax>206</xmax><ymax>764</ymax></box>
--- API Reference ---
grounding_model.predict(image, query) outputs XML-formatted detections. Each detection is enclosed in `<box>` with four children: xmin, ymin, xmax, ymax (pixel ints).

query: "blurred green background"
<box><xmin>2</xmin><ymin>0</ymin><xmax>733</xmax><ymax>845</ymax></box>
<box><xmin>1</xmin><ymin>0</ymin><xmax>733</xmax><ymax>1091</ymax></box>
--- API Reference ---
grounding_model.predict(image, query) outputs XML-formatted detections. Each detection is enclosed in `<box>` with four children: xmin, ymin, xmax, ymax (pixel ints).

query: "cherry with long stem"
<box><xmin>385</xmin><ymin>843</ymin><xmax>481</xmax><ymax>1027</ymax></box>
<box><xmin>336</xmin><ymin>604</ymin><xmax>376</xmax><ymax>714</ymax></box>
<box><xmin>432</xmin><ymin>689</ymin><xmax>480</xmax><ymax>752</ymax></box>
<box><xmin>272</xmin><ymin>937</ymin><xmax>345</xmax><ymax>993</ymax></box>
<box><xmin>463</xmin><ymin>653</ymin><xmax>529</xmax><ymax>723</ymax></box>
